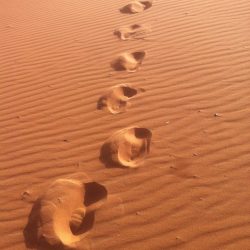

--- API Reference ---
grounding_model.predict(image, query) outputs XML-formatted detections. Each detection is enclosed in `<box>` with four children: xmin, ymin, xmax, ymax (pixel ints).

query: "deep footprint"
<box><xmin>97</xmin><ymin>84</ymin><xmax>145</xmax><ymax>114</ymax></box>
<box><xmin>24</xmin><ymin>178</ymin><xmax>107</xmax><ymax>249</ymax></box>
<box><xmin>114</xmin><ymin>24</ymin><xmax>151</xmax><ymax>40</ymax></box>
<box><xmin>100</xmin><ymin>127</ymin><xmax>152</xmax><ymax>168</ymax></box>
<box><xmin>120</xmin><ymin>1</ymin><xmax>153</xmax><ymax>14</ymax></box>
<box><xmin>111</xmin><ymin>51</ymin><xmax>146</xmax><ymax>72</ymax></box>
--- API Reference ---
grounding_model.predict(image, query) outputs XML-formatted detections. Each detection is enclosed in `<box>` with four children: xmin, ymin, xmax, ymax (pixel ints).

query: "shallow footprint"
<box><xmin>111</xmin><ymin>51</ymin><xmax>146</xmax><ymax>72</ymax></box>
<box><xmin>114</xmin><ymin>24</ymin><xmax>151</xmax><ymax>40</ymax></box>
<box><xmin>97</xmin><ymin>84</ymin><xmax>145</xmax><ymax>114</ymax></box>
<box><xmin>24</xmin><ymin>178</ymin><xmax>107</xmax><ymax>249</ymax></box>
<box><xmin>100</xmin><ymin>127</ymin><xmax>152</xmax><ymax>168</ymax></box>
<box><xmin>120</xmin><ymin>1</ymin><xmax>153</xmax><ymax>14</ymax></box>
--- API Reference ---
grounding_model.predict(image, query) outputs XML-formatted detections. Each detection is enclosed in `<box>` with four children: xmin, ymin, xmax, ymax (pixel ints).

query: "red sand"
<box><xmin>0</xmin><ymin>0</ymin><xmax>250</xmax><ymax>249</ymax></box>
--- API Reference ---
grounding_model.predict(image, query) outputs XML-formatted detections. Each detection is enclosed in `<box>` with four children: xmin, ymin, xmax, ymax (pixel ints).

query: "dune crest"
<box><xmin>120</xmin><ymin>1</ymin><xmax>153</xmax><ymax>14</ymax></box>
<box><xmin>97</xmin><ymin>84</ymin><xmax>145</xmax><ymax>114</ymax></box>
<box><xmin>111</xmin><ymin>51</ymin><xmax>146</xmax><ymax>72</ymax></box>
<box><xmin>24</xmin><ymin>178</ymin><xmax>107</xmax><ymax>249</ymax></box>
<box><xmin>100</xmin><ymin>127</ymin><xmax>152</xmax><ymax>168</ymax></box>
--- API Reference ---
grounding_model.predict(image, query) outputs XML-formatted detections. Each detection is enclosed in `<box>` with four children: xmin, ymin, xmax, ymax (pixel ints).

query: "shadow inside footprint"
<box><xmin>100</xmin><ymin>142</ymin><xmax>121</xmax><ymax>168</ymax></box>
<box><xmin>111</xmin><ymin>51</ymin><xmax>146</xmax><ymax>72</ymax></box>
<box><xmin>122</xmin><ymin>86</ymin><xmax>138</xmax><ymax>97</ymax></box>
<box><xmin>120</xmin><ymin>1</ymin><xmax>153</xmax><ymax>14</ymax></box>
<box><xmin>24</xmin><ymin>179</ymin><xmax>108</xmax><ymax>250</ymax></box>
<box><xmin>141</xmin><ymin>1</ymin><xmax>153</xmax><ymax>10</ymax></box>
<box><xmin>132</xmin><ymin>51</ymin><xmax>145</xmax><ymax>61</ymax></box>
<box><xmin>84</xmin><ymin>182</ymin><xmax>108</xmax><ymax>207</ymax></box>
<box><xmin>70</xmin><ymin>182</ymin><xmax>107</xmax><ymax>236</ymax></box>
<box><xmin>100</xmin><ymin>127</ymin><xmax>152</xmax><ymax>168</ymax></box>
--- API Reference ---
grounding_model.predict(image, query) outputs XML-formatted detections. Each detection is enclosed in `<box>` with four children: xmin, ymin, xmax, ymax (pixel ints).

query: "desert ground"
<box><xmin>1</xmin><ymin>0</ymin><xmax>250</xmax><ymax>249</ymax></box>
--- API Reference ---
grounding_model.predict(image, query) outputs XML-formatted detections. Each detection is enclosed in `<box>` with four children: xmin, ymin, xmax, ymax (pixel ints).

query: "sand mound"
<box><xmin>100</xmin><ymin>127</ymin><xmax>152</xmax><ymax>168</ymax></box>
<box><xmin>97</xmin><ymin>84</ymin><xmax>145</xmax><ymax>114</ymax></box>
<box><xmin>114</xmin><ymin>24</ymin><xmax>151</xmax><ymax>40</ymax></box>
<box><xmin>111</xmin><ymin>51</ymin><xmax>146</xmax><ymax>72</ymax></box>
<box><xmin>24</xmin><ymin>178</ymin><xmax>107</xmax><ymax>249</ymax></box>
<box><xmin>120</xmin><ymin>1</ymin><xmax>153</xmax><ymax>14</ymax></box>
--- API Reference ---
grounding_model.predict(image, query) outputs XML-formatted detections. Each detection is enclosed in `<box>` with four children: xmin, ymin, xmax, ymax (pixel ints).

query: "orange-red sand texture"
<box><xmin>1</xmin><ymin>0</ymin><xmax>250</xmax><ymax>249</ymax></box>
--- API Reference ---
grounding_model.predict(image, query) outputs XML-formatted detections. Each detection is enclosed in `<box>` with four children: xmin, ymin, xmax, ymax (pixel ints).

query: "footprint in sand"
<box><xmin>100</xmin><ymin>127</ymin><xmax>152</xmax><ymax>168</ymax></box>
<box><xmin>120</xmin><ymin>1</ymin><xmax>153</xmax><ymax>14</ymax></box>
<box><xmin>24</xmin><ymin>178</ymin><xmax>107</xmax><ymax>249</ymax></box>
<box><xmin>111</xmin><ymin>51</ymin><xmax>146</xmax><ymax>72</ymax></box>
<box><xmin>114</xmin><ymin>24</ymin><xmax>151</xmax><ymax>40</ymax></box>
<box><xmin>97</xmin><ymin>84</ymin><xmax>145</xmax><ymax>114</ymax></box>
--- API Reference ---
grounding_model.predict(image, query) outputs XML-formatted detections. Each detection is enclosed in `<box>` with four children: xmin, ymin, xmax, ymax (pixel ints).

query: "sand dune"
<box><xmin>1</xmin><ymin>0</ymin><xmax>250</xmax><ymax>249</ymax></box>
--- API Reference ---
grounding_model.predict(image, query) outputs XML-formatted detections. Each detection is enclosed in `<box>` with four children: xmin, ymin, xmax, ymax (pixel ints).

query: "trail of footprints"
<box><xmin>24</xmin><ymin>1</ymin><xmax>153</xmax><ymax>249</ymax></box>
